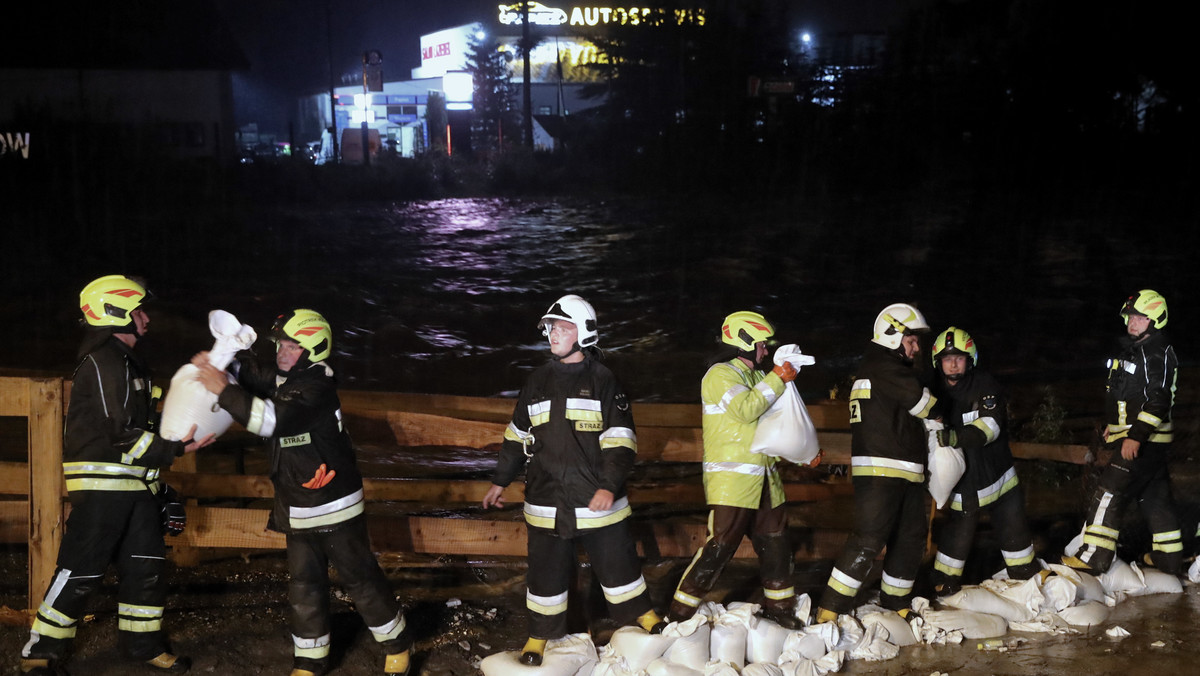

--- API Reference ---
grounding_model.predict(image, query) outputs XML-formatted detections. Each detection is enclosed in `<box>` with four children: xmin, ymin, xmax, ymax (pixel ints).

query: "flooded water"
<box><xmin>6</xmin><ymin>195</ymin><xmax>1198</xmax><ymax>410</ymax></box>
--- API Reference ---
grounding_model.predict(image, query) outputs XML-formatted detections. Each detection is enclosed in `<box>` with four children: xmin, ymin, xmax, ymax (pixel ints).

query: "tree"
<box><xmin>465</xmin><ymin>27</ymin><xmax>518</xmax><ymax>154</ymax></box>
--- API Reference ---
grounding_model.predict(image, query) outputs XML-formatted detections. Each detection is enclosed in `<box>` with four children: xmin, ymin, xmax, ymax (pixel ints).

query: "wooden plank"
<box><xmin>166</xmin><ymin>451</ymin><xmax>201</xmax><ymax>566</ymax></box>
<box><xmin>175</xmin><ymin>506</ymin><xmax>285</xmax><ymax>549</ymax></box>
<box><xmin>0</xmin><ymin>377</ymin><xmax>31</xmax><ymax>416</ymax></box>
<box><xmin>0</xmin><ymin>501</ymin><xmax>27</xmax><ymax>542</ymax></box>
<box><xmin>1012</xmin><ymin>442</ymin><xmax>1091</xmax><ymax>465</ymax></box>
<box><xmin>27</xmin><ymin>378</ymin><xmax>64</xmax><ymax>610</ymax></box>
<box><xmin>0</xmin><ymin>461</ymin><xmax>29</xmax><ymax>496</ymax></box>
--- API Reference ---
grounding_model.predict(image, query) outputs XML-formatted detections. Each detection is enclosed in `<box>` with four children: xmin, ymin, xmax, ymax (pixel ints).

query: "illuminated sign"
<box><xmin>1</xmin><ymin>132</ymin><xmax>30</xmax><ymax>159</ymax></box>
<box><xmin>497</xmin><ymin>3</ymin><xmax>705</xmax><ymax>27</ymax></box>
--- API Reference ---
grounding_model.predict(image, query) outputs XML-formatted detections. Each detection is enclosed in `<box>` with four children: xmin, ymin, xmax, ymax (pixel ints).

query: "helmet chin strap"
<box><xmin>552</xmin><ymin>340</ymin><xmax>582</xmax><ymax>361</ymax></box>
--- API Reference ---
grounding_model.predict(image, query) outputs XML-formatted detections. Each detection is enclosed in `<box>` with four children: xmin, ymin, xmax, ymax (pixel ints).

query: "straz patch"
<box><xmin>575</xmin><ymin>420</ymin><xmax>603</xmax><ymax>432</ymax></box>
<box><xmin>279</xmin><ymin>433</ymin><xmax>312</xmax><ymax>447</ymax></box>
<box><xmin>981</xmin><ymin>395</ymin><xmax>998</xmax><ymax>411</ymax></box>
<box><xmin>615</xmin><ymin>392</ymin><xmax>630</xmax><ymax>412</ymax></box>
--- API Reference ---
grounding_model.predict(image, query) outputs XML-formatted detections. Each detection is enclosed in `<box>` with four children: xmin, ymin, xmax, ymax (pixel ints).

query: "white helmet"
<box><xmin>871</xmin><ymin>303</ymin><xmax>929</xmax><ymax>350</ymax></box>
<box><xmin>539</xmin><ymin>294</ymin><xmax>598</xmax><ymax>348</ymax></box>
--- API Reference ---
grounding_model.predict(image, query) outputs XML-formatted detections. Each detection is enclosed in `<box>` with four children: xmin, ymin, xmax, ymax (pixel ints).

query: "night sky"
<box><xmin>212</xmin><ymin>0</ymin><xmax>924</xmax><ymax>137</ymax></box>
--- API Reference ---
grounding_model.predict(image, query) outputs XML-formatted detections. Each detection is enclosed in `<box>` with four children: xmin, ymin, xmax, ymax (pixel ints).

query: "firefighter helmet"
<box><xmin>871</xmin><ymin>303</ymin><xmax>929</xmax><ymax>350</ymax></box>
<box><xmin>932</xmin><ymin>326</ymin><xmax>978</xmax><ymax>368</ymax></box>
<box><xmin>79</xmin><ymin>275</ymin><xmax>147</xmax><ymax>328</ymax></box>
<box><xmin>720</xmin><ymin>311</ymin><xmax>775</xmax><ymax>352</ymax></box>
<box><xmin>539</xmin><ymin>294</ymin><xmax>598</xmax><ymax>347</ymax></box>
<box><xmin>1120</xmin><ymin>289</ymin><xmax>1168</xmax><ymax>329</ymax></box>
<box><xmin>272</xmin><ymin>309</ymin><xmax>333</xmax><ymax>362</ymax></box>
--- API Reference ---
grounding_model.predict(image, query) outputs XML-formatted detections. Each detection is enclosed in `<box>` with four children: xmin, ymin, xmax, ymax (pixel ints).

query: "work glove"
<box><xmin>773</xmin><ymin>343</ymin><xmax>817</xmax><ymax>370</ymax></box>
<box><xmin>302</xmin><ymin>463</ymin><xmax>337</xmax><ymax>489</ymax></box>
<box><xmin>159</xmin><ymin>484</ymin><xmax>187</xmax><ymax>536</ymax></box>
<box><xmin>936</xmin><ymin>428</ymin><xmax>958</xmax><ymax>448</ymax></box>
<box><xmin>772</xmin><ymin>361</ymin><xmax>798</xmax><ymax>383</ymax></box>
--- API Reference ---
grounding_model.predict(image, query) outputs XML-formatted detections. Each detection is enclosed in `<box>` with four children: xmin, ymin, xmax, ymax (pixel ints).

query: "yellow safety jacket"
<box><xmin>700</xmin><ymin>358</ymin><xmax>787</xmax><ymax>509</ymax></box>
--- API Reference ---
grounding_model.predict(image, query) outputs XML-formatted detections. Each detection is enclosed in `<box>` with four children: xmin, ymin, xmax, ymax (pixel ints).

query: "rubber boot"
<box><xmin>19</xmin><ymin>658</ymin><xmax>69</xmax><ymax>676</ymax></box>
<box><xmin>145</xmin><ymin>652</ymin><xmax>191</xmax><ymax>673</ymax></box>
<box><xmin>636</xmin><ymin>609</ymin><xmax>667</xmax><ymax>634</ymax></box>
<box><xmin>519</xmin><ymin>638</ymin><xmax>547</xmax><ymax>666</ymax></box>
<box><xmin>814</xmin><ymin>607</ymin><xmax>838</xmax><ymax>625</ymax></box>
<box><xmin>384</xmin><ymin>649</ymin><xmax>411</xmax><ymax>676</ymax></box>
<box><xmin>760</xmin><ymin>604</ymin><xmax>804</xmax><ymax>630</ymax></box>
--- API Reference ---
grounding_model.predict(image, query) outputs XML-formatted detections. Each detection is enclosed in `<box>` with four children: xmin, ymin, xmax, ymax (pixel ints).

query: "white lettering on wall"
<box><xmin>0</xmin><ymin>132</ymin><xmax>31</xmax><ymax>159</ymax></box>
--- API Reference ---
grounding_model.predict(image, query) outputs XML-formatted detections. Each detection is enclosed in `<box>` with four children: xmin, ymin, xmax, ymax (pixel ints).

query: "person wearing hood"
<box><xmin>1065</xmin><ymin>290</ymin><xmax>1183</xmax><ymax>575</ymax></box>
<box><xmin>193</xmin><ymin>310</ymin><xmax>411</xmax><ymax>676</ymax></box>
<box><xmin>482</xmin><ymin>294</ymin><xmax>664</xmax><ymax>666</ymax></box>
<box><xmin>21</xmin><ymin>275</ymin><xmax>213</xmax><ymax>676</ymax></box>
<box><xmin>815</xmin><ymin>303</ymin><xmax>937</xmax><ymax>623</ymax></box>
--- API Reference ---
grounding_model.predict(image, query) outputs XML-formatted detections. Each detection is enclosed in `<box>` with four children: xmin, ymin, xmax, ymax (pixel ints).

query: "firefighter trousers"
<box><xmin>819</xmin><ymin>476</ymin><xmax>927</xmax><ymax>614</ymax></box>
<box><xmin>931</xmin><ymin>483</ymin><xmax>1039</xmax><ymax>591</ymax></box>
<box><xmin>23</xmin><ymin>494</ymin><xmax>170</xmax><ymax>662</ymax></box>
<box><xmin>525</xmin><ymin>518</ymin><xmax>652</xmax><ymax>640</ymax></box>
<box><xmin>669</xmin><ymin>480</ymin><xmax>793</xmax><ymax>620</ymax></box>
<box><xmin>1073</xmin><ymin>442</ymin><xmax>1182</xmax><ymax>574</ymax></box>
<box><xmin>287</xmin><ymin>517</ymin><xmax>409</xmax><ymax>672</ymax></box>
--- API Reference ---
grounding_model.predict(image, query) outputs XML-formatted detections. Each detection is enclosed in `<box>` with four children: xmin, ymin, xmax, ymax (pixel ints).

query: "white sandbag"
<box><xmin>592</xmin><ymin>653</ymin><xmax>634</xmax><ymax>676</ymax></box>
<box><xmin>920</xmin><ymin>609</ymin><xmax>1007</xmax><ymax>639</ymax></box>
<box><xmin>858</xmin><ymin>611</ymin><xmax>917</xmax><ymax>647</ymax></box>
<box><xmin>780</xmin><ymin>623</ymin><xmax>838</xmax><ymax>662</ymax></box>
<box><xmin>846</xmin><ymin>622</ymin><xmax>899</xmax><ymax>662</ymax></box>
<box><xmin>749</xmin><ymin>384</ymin><xmax>819</xmax><ymax>464</ymax></box>
<box><xmin>742</xmin><ymin>663</ymin><xmax>784</xmax><ymax>676</ymax></box>
<box><xmin>710</xmin><ymin>604</ymin><xmax>756</xmax><ymax>668</ymax></box>
<box><xmin>1046</xmin><ymin>564</ymin><xmax>1108</xmax><ymax>604</ymax></box>
<box><xmin>831</xmin><ymin>615</ymin><xmax>864</xmax><ymax>653</ymax></box>
<box><xmin>160</xmin><ymin>310</ymin><xmax>257</xmax><ymax>442</ymax></box>
<box><xmin>779</xmin><ymin>650</ymin><xmax>845</xmax><ymax>676</ymax></box>
<box><xmin>646</xmin><ymin>658</ymin><xmax>703</xmax><ymax>676</ymax></box>
<box><xmin>1040</xmin><ymin>574</ymin><xmax>1078</xmax><ymax>612</ymax></box>
<box><xmin>924</xmin><ymin>419</ymin><xmax>965</xmax><ymax>509</ymax></box>
<box><xmin>702</xmin><ymin>661</ymin><xmax>740</xmax><ymax>676</ymax></box>
<box><xmin>980</xmin><ymin>576</ymin><xmax>1044</xmax><ymax>620</ymax></box>
<box><xmin>940</xmin><ymin>586</ymin><xmax>1035</xmax><ymax>623</ymax></box>
<box><xmin>663</xmin><ymin>616</ymin><xmax>711</xmax><ymax>671</ymax></box>
<box><xmin>606</xmin><ymin>626</ymin><xmax>675</xmax><ymax>673</ymax></box>
<box><xmin>481</xmin><ymin>634</ymin><xmax>598</xmax><ymax>676</ymax></box>
<box><xmin>1099</xmin><ymin>558</ymin><xmax>1146</xmax><ymax>596</ymax></box>
<box><xmin>1189</xmin><ymin>557</ymin><xmax>1200</xmax><ymax>584</ymax></box>
<box><xmin>745</xmin><ymin>616</ymin><xmax>791</xmax><ymax>665</ymax></box>
<box><xmin>1128</xmin><ymin>565</ymin><xmax>1183</xmax><ymax>596</ymax></box>
<box><xmin>1055</xmin><ymin>601</ymin><xmax>1110</xmax><ymax>627</ymax></box>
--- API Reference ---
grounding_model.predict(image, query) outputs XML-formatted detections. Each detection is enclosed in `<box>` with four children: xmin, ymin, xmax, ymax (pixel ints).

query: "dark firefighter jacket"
<box><xmin>219</xmin><ymin>353</ymin><xmax>365</xmax><ymax>534</ymax></box>
<box><xmin>935</xmin><ymin>369</ymin><xmax>1018</xmax><ymax>512</ymax></box>
<box><xmin>848</xmin><ymin>342</ymin><xmax>938</xmax><ymax>483</ymax></box>
<box><xmin>1105</xmin><ymin>330</ymin><xmax>1177</xmax><ymax>445</ymax></box>
<box><xmin>492</xmin><ymin>356</ymin><xmax>638</xmax><ymax>538</ymax></box>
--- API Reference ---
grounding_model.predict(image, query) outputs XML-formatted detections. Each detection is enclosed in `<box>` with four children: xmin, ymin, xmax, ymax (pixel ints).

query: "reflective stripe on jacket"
<box><xmin>701</xmin><ymin>358</ymin><xmax>787</xmax><ymax>509</ymax></box>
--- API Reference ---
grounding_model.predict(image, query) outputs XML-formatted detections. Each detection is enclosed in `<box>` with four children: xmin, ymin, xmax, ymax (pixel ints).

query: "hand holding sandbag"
<box><xmin>773</xmin><ymin>344</ymin><xmax>816</xmax><ymax>370</ymax></box>
<box><xmin>160</xmin><ymin>310</ymin><xmax>256</xmax><ymax>443</ymax></box>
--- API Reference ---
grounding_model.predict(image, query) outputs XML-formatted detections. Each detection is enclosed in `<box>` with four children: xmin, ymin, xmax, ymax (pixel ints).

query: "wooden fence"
<box><xmin>0</xmin><ymin>377</ymin><xmax>1092</xmax><ymax>610</ymax></box>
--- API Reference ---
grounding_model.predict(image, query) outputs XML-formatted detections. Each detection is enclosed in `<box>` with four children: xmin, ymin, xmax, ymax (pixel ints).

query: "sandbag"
<box><xmin>646</xmin><ymin>658</ymin><xmax>702</xmax><ymax>676</ymax></box>
<box><xmin>846</xmin><ymin>622</ymin><xmax>899</xmax><ymax>662</ymax></box>
<box><xmin>742</xmin><ymin>663</ymin><xmax>784</xmax><ymax>676</ymax></box>
<box><xmin>480</xmin><ymin>634</ymin><xmax>598</xmax><ymax>676</ymax></box>
<box><xmin>780</xmin><ymin>623</ymin><xmax>838</xmax><ymax>662</ymax></box>
<box><xmin>160</xmin><ymin>310</ymin><xmax>257</xmax><ymax>442</ymax></box>
<box><xmin>1045</xmin><ymin>564</ymin><xmax>1108</xmax><ymax>604</ymax></box>
<box><xmin>663</xmin><ymin>615</ymin><xmax>711</xmax><ymax>670</ymax></box>
<box><xmin>779</xmin><ymin>650</ymin><xmax>845</xmax><ymax>676</ymax></box>
<box><xmin>749</xmin><ymin>344</ymin><xmax>819</xmax><ymax>464</ymax></box>
<box><xmin>745</xmin><ymin>616</ymin><xmax>791</xmax><ymax>665</ymax></box>
<box><xmin>1099</xmin><ymin>558</ymin><xmax>1146</xmax><ymax>596</ymax></box>
<box><xmin>710</xmin><ymin>603</ymin><xmax>756</xmax><ymax>668</ymax></box>
<box><xmin>605</xmin><ymin>626</ymin><xmax>675</xmax><ymax>673</ymax></box>
<box><xmin>1128</xmin><ymin>565</ymin><xmax>1184</xmax><ymax>596</ymax></box>
<box><xmin>858</xmin><ymin>611</ymin><xmax>917</xmax><ymax>647</ymax></box>
<box><xmin>981</xmin><ymin>577</ymin><xmax>1044</xmax><ymax>620</ymax></box>
<box><xmin>920</xmin><ymin>609</ymin><xmax>1007</xmax><ymax>639</ymax></box>
<box><xmin>1055</xmin><ymin>600</ymin><xmax>1110</xmax><ymax>627</ymax></box>
<box><xmin>1039</xmin><ymin>574</ymin><xmax>1078</xmax><ymax>612</ymax></box>
<box><xmin>940</xmin><ymin>586</ymin><xmax>1035</xmax><ymax>623</ymax></box>
<box><xmin>924</xmin><ymin>419</ymin><xmax>965</xmax><ymax>509</ymax></box>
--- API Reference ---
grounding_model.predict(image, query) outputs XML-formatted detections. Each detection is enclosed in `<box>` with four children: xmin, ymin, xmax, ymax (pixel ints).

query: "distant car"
<box><xmin>497</xmin><ymin>2</ymin><xmax>567</xmax><ymax>26</ymax></box>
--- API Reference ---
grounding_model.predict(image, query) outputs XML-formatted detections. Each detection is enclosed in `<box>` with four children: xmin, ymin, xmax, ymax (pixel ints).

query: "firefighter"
<box><xmin>928</xmin><ymin>327</ymin><xmax>1040</xmax><ymax>594</ymax></box>
<box><xmin>815</xmin><ymin>303</ymin><xmax>935</xmax><ymax>623</ymax></box>
<box><xmin>482</xmin><ymin>294</ymin><xmax>664</xmax><ymax>666</ymax></box>
<box><xmin>667</xmin><ymin>310</ymin><xmax>804</xmax><ymax>630</ymax></box>
<box><xmin>20</xmin><ymin>275</ymin><xmax>213</xmax><ymax>676</ymax></box>
<box><xmin>193</xmin><ymin>310</ymin><xmax>411</xmax><ymax>676</ymax></box>
<box><xmin>1065</xmin><ymin>290</ymin><xmax>1182</xmax><ymax>574</ymax></box>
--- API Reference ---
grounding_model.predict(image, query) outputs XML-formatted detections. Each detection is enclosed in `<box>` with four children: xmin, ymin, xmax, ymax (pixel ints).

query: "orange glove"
<box><xmin>301</xmin><ymin>463</ymin><xmax>336</xmax><ymax>489</ymax></box>
<box><xmin>772</xmin><ymin>361</ymin><xmax>798</xmax><ymax>383</ymax></box>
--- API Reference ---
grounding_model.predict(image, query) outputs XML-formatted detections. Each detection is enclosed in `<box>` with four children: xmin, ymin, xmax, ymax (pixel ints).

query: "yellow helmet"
<box><xmin>720</xmin><ymin>311</ymin><xmax>775</xmax><ymax>351</ymax></box>
<box><xmin>932</xmin><ymin>326</ymin><xmax>978</xmax><ymax>367</ymax></box>
<box><xmin>79</xmin><ymin>275</ymin><xmax>147</xmax><ymax>328</ymax></box>
<box><xmin>872</xmin><ymin>303</ymin><xmax>929</xmax><ymax>350</ymax></box>
<box><xmin>271</xmin><ymin>309</ymin><xmax>333</xmax><ymax>362</ymax></box>
<box><xmin>1121</xmin><ymin>289</ymin><xmax>1168</xmax><ymax>329</ymax></box>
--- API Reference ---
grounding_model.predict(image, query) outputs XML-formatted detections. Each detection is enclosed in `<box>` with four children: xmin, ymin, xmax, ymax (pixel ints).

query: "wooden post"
<box><xmin>27</xmin><ymin>378</ymin><xmax>64</xmax><ymax>610</ymax></box>
<box><xmin>166</xmin><ymin>451</ymin><xmax>201</xmax><ymax>567</ymax></box>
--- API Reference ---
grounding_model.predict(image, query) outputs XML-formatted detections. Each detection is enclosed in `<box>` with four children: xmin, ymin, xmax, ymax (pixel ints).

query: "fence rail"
<box><xmin>0</xmin><ymin>376</ymin><xmax>1092</xmax><ymax>610</ymax></box>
